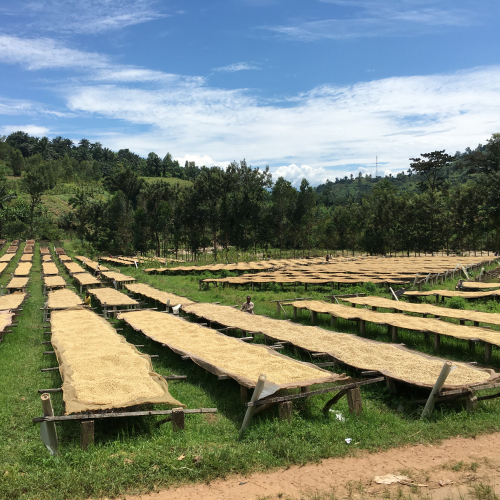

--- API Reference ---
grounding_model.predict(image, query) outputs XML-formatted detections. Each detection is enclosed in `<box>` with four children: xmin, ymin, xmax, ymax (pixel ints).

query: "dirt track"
<box><xmin>127</xmin><ymin>432</ymin><xmax>500</xmax><ymax>500</ymax></box>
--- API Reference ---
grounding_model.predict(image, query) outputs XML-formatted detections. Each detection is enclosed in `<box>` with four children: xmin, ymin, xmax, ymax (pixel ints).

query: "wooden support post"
<box><xmin>469</xmin><ymin>340</ymin><xmax>476</xmax><ymax>353</ymax></box>
<box><xmin>331</xmin><ymin>315</ymin><xmax>337</xmax><ymax>328</ymax></box>
<box><xmin>434</xmin><ymin>333</ymin><xmax>441</xmax><ymax>350</ymax></box>
<box><xmin>390</xmin><ymin>325</ymin><xmax>398</xmax><ymax>342</ymax></box>
<box><xmin>278</xmin><ymin>401</ymin><xmax>293</xmax><ymax>422</ymax></box>
<box><xmin>466</xmin><ymin>394</ymin><xmax>478</xmax><ymax>412</ymax></box>
<box><xmin>460</xmin><ymin>319</ymin><xmax>466</xmax><ymax>326</ymax></box>
<box><xmin>485</xmin><ymin>343</ymin><xmax>493</xmax><ymax>364</ymax></box>
<box><xmin>359</xmin><ymin>319</ymin><xmax>365</xmax><ymax>335</ymax></box>
<box><xmin>171</xmin><ymin>408</ymin><xmax>185</xmax><ymax>431</ymax></box>
<box><xmin>371</xmin><ymin>306</ymin><xmax>377</xmax><ymax>311</ymax></box>
<box><xmin>300</xmin><ymin>386</ymin><xmax>311</xmax><ymax>400</ymax></box>
<box><xmin>351</xmin><ymin>302</ymin><xmax>356</xmax><ymax>308</ymax></box>
<box><xmin>386</xmin><ymin>377</ymin><xmax>397</xmax><ymax>393</ymax></box>
<box><xmin>240</xmin><ymin>385</ymin><xmax>248</xmax><ymax>404</ymax></box>
<box><xmin>293</xmin><ymin>306</ymin><xmax>297</xmax><ymax>320</ymax></box>
<box><xmin>80</xmin><ymin>420</ymin><xmax>94</xmax><ymax>450</ymax></box>
<box><xmin>311</xmin><ymin>310</ymin><xmax>317</xmax><ymax>325</ymax></box>
<box><xmin>346</xmin><ymin>387</ymin><xmax>362</xmax><ymax>415</ymax></box>
<box><xmin>474</xmin><ymin>321</ymin><xmax>479</xmax><ymax>327</ymax></box>
<box><xmin>276</xmin><ymin>302</ymin><xmax>281</xmax><ymax>316</ymax></box>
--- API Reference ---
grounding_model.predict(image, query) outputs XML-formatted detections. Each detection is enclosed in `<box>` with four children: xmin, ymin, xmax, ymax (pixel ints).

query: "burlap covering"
<box><xmin>291</xmin><ymin>301</ymin><xmax>500</xmax><ymax>347</ymax></box>
<box><xmin>20</xmin><ymin>254</ymin><xmax>34</xmax><ymax>262</ymax></box>
<box><xmin>0</xmin><ymin>254</ymin><xmax>15</xmax><ymax>263</ymax></box>
<box><xmin>51</xmin><ymin>308</ymin><xmax>184</xmax><ymax>414</ymax></box>
<box><xmin>344</xmin><ymin>296</ymin><xmax>500</xmax><ymax>325</ymax></box>
<box><xmin>125</xmin><ymin>283</ymin><xmax>194</xmax><ymax>307</ymax></box>
<box><xmin>118</xmin><ymin>310</ymin><xmax>345</xmax><ymax>390</ymax></box>
<box><xmin>0</xmin><ymin>292</ymin><xmax>26</xmax><ymax>310</ymax></box>
<box><xmin>183</xmin><ymin>303</ymin><xmax>498</xmax><ymax>389</ymax></box>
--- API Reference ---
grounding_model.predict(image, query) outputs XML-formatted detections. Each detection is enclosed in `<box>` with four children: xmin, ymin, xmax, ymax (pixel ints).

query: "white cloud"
<box><xmin>0</xmin><ymin>35</ymin><xmax>109</xmax><ymax>71</ymax></box>
<box><xmin>213</xmin><ymin>62</ymin><xmax>260</xmax><ymax>72</ymax></box>
<box><xmin>273</xmin><ymin>164</ymin><xmax>330</xmax><ymax>187</ymax></box>
<box><xmin>0</xmin><ymin>124</ymin><xmax>50</xmax><ymax>136</ymax></box>
<box><xmin>62</xmin><ymin>64</ymin><xmax>500</xmax><ymax>185</ymax></box>
<box><xmin>5</xmin><ymin>0</ymin><xmax>165</xmax><ymax>34</ymax></box>
<box><xmin>174</xmin><ymin>154</ymin><xmax>230</xmax><ymax>169</ymax></box>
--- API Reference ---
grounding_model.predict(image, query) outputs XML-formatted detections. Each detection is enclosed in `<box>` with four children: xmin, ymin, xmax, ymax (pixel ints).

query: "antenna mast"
<box><xmin>375</xmin><ymin>155</ymin><xmax>378</xmax><ymax>177</ymax></box>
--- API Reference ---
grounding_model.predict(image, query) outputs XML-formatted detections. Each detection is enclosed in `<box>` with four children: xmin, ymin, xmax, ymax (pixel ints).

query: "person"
<box><xmin>241</xmin><ymin>295</ymin><xmax>255</xmax><ymax>314</ymax></box>
<box><xmin>108</xmin><ymin>253</ymin><xmax>113</xmax><ymax>258</ymax></box>
<box><xmin>94</xmin><ymin>263</ymin><xmax>100</xmax><ymax>276</ymax></box>
<box><xmin>84</xmin><ymin>291</ymin><xmax>91</xmax><ymax>307</ymax></box>
<box><xmin>325</xmin><ymin>254</ymin><xmax>330</xmax><ymax>263</ymax></box>
<box><xmin>95</xmin><ymin>269</ymin><xmax>102</xmax><ymax>280</ymax></box>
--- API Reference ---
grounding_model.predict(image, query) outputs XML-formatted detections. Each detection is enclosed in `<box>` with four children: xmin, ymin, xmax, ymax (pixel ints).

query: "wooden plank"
<box><xmin>278</xmin><ymin>401</ymin><xmax>293</xmax><ymax>422</ymax></box>
<box><xmin>245</xmin><ymin>377</ymin><xmax>384</xmax><ymax>407</ymax></box>
<box><xmin>33</xmin><ymin>408</ymin><xmax>218</xmax><ymax>423</ymax></box>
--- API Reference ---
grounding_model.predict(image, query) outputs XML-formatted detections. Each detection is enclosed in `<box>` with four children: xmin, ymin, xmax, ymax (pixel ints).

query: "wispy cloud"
<box><xmin>213</xmin><ymin>62</ymin><xmax>260</xmax><ymax>72</ymax></box>
<box><xmin>6</xmin><ymin>0</ymin><xmax>166</xmax><ymax>34</ymax></box>
<box><xmin>0</xmin><ymin>35</ymin><xmax>109</xmax><ymax>70</ymax></box>
<box><xmin>262</xmin><ymin>1</ymin><xmax>476</xmax><ymax>41</ymax></box>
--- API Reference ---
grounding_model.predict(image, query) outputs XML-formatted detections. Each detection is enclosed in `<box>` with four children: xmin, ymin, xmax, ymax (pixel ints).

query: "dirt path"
<box><xmin>128</xmin><ymin>433</ymin><xmax>500</xmax><ymax>500</ymax></box>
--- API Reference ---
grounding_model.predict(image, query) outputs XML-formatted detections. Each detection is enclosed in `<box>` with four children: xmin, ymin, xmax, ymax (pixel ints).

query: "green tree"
<box><xmin>9</xmin><ymin>148</ymin><xmax>24</xmax><ymax>176</ymax></box>
<box><xmin>409</xmin><ymin>150</ymin><xmax>454</xmax><ymax>191</ymax></box>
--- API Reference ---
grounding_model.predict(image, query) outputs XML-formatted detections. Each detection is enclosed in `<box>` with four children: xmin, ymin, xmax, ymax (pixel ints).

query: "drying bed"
<box><xmin>20</xmin><ymin>254</ymin><xmax>34</xmax><ymax>262</ymax></box>
<box><xmin>404</xmin><ymin>290</ymin><xmax>500</xmax><ymax>298</ymax></box>
<box><xmin>64</xmin><ymin>262</ymin><xmax>86</xmax><ymax>274</ymax></box>
<box><xmin>6</xmin><ymin>277</ymin><xmax>29</xmax><ymax>290</ymax></box>
<box><xmin>88</xmin><ymin>288</ymin><xmax>139</xmax><ymax>307</ymax></box>
<box><xmin>101</xmin><ymin>271</ymin><xmax>136</xmax><ymax>283</ymax></box>
<box><xmin>182</xmin><ymin>303</ymin><xmax>498</xmax><ymax>389</ymax></box>
<box><xmin>46</xmin><ymin>289</ymin><xmax>83</xmax><ymax>309</ymax></box>
<box><xmin>14</xmin><ymin>262</ymin><xmax>32</xmax><ymax>276</ymax></box>
<box><xmin>125</xmin><ymin>283</ymin><xmax>194</xmax><ymax>307</ymax></box>
<box><xmin>0</xmin><ymin>292</ymin><xmax>26</xmax><ymax>310</ymax></box>
<box><xmin>42</xmin><ymin>262</ymin><xmax>59</xmax><ymax>276</ymax></box>
<box><xmin>73</xmin><ymin>272</ymin><xmax>101</xmax><ymax>286</ymax></box>
<box><xmin>44</xmin><ymin>276</ymin><xmax>66</xmax><ymax>288</ymax></box>
<box><xmin>291</xmin><ymin>301</ymin><xmax>500</xmax><ymax>347</ymax></box>
<box><xmin>343</xmin><ymin>296</ymin><xmax>500</xmax><ymax>326</ymax></box>
<box><xmin>50</xmin><ymin>308</ymin><xmax>184</xmax><ymax>414</ymax></box>
<box><xmin>118</xmin><ymin>309</ymin><xmax>344</xmax><ymax>390</ymax></box>
<box><xmin>0</xmin><ymin>253</ymin><xmax>15</xmax><ymax>263</ymax></box>
<box><xmin>460</xmin><ymin>282</ymin><xmax>500</xmax><ymax>289</ymax></box>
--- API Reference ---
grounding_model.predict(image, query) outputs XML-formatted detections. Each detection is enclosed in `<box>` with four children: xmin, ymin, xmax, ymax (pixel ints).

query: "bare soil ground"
<box><xmin>127</xmin><ymin>432</ymin><xmax>500</xmax><ymax>500</ymax></box>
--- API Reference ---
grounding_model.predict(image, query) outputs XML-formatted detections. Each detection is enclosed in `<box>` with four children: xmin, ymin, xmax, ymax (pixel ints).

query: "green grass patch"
<box><xmin>1</xmin><ymin>244</ymin><xmax>500</xmax><ymax>499</ymax></box>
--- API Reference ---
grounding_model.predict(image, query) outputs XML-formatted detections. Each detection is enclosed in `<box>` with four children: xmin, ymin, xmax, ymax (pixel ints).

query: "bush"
<box><xmin>446</xmin><ymin>296</ymin><xmax>467</xmax><ymax>309</ymax></box>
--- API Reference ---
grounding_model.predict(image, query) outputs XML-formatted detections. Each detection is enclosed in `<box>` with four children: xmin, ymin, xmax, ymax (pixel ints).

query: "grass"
<box><xmin>139</xmin><ymin>176</ymin><xmax>193</xmax><ymax>188</ymax></box>
<box><xmin>2</xmin><ymin>243</ymin><xmax>500</xmax><ymax>499</ymax></box>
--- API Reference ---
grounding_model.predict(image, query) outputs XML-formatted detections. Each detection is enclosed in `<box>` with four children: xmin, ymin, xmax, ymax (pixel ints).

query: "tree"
<box><xmin>146</xmin><ymin>152</ymin><xmax>162</xmax><ymax>177</ymax></box>
<box><xmin>272</xmin><ymin>177</ymin><xmax>297</xmax><ymax>254</ymax></box>
<box><xmin>409</xmin><ymin>150</ymin><xmax>454</xmax><ymax>191</ymax></box>
<box><xmin>9</xmin><ymin>148</ymin><xmax>24</xmax><ymax>176</ymax></box>
<box><xmin>22</xmin><ymin>161</ymin><xmax>56</xmax><ymax>235</ymax></box>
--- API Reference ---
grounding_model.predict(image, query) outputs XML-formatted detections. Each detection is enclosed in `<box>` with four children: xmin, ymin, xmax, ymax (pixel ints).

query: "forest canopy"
<box><xmin>0</xmin><ymin>131</ymin><xmax>499</xmax><ymax>258</ymax></box>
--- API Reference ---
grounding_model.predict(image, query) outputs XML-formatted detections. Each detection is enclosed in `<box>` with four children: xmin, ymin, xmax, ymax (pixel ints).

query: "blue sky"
<box><xmin>1</xmin><ymin>0</ymin><xmax>500</xmax><ymax>186</ymax></box>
